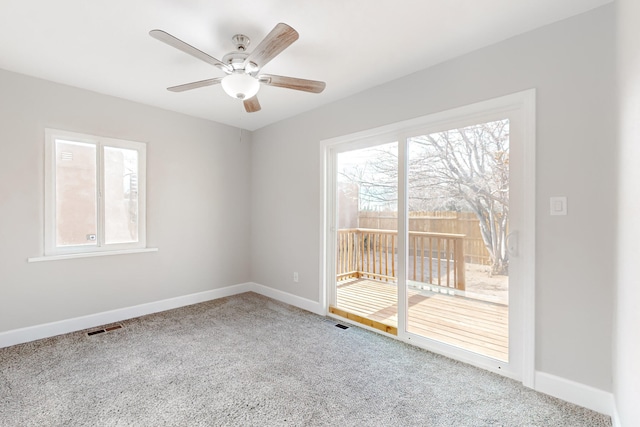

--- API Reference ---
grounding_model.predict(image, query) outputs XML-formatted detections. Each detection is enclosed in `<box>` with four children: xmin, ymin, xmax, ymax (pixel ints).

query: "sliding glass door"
<box><xmin>323</xmin><ymin>90</ymin><xmax>534</xmax><ymax>383</ymax></box>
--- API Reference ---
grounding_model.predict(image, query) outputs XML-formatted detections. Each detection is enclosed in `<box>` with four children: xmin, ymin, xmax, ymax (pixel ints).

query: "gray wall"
<box><xmin>615</xmin><ymin>0</ymin><xmax>640</xmax><ymax>425</ymax></box>
<box><xmin>251</xmin><ymin>5</ymin><xmax>615</xmax><ymax>391</ymax></box>
<box><xmin>0</xmin><ymin>69</ymin><xmax>251</xmax><ymax>332</ymax></box>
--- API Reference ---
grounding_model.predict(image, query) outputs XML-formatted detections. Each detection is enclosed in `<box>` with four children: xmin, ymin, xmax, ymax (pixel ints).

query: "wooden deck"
<box><xmin>333</xmin><ymin>279</ymin><xmax>508</xmax><ymax>361</ymax></box>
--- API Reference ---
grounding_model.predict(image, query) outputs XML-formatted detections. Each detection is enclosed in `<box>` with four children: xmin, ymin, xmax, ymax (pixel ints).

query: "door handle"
<box><xmin>506</xmin><ymin>231</ymin><xmax>518</xmax><ymax>257</ymax></box>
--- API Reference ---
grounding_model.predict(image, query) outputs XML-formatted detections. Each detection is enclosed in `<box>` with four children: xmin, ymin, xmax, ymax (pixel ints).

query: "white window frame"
<box><xmin>42</xmin><ymin>128</ymin><xmax>147</xmax><ymax>257</ymax></box>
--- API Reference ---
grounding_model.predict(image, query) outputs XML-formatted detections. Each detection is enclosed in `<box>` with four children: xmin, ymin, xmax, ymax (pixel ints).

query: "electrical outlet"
<box><xmin>293</xmin><ymin>272</ymin><xmax>299</xmax><ymax>283</ymax></box>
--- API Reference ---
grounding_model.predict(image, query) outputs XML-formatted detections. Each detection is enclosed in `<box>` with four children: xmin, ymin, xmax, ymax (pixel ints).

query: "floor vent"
<box><xmin>87</xmin><ymin>324</ymin><xmax>123</xmax><ymax>336</ymax></box>
<box><xmin>335</xmin><ymin>324</ymin><xmax>349</xmax><ymax>330</ymax></box>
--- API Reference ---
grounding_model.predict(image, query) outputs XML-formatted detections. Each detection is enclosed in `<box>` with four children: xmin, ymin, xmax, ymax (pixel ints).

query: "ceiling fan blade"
<box><xmin>167</xmin><ymin>77</ymin><xmax>223</xmax><ymax>92</ymax></box>
<box><xmin>150</xmin><ymin>29</ymin><xmax>232</xmax><ymax>73</ymax></box>
<box><xmin>259</xmin><ymin>74</ymin><xmax>326</xmax><ymax>93</ymax></box>
<box><xmin>244</xmin><ymin>23</ymin><xmax>299</xmax><ymax>69</ymax></box>
<box><xmin>244</xmin><ymin>96</ymin><xmax>261</xmax><ymax>113</ymax></box>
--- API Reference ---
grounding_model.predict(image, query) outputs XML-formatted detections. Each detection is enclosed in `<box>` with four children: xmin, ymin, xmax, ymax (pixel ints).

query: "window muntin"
<box><xmin>45</xmin><ymin>129</ymin><xmax>146</xmax><ymax>255</ymax></box>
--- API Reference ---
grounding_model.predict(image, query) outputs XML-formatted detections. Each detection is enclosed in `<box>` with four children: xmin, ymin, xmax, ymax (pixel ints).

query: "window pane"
<box><xmin>55</xmin><ymin>140</ymin><xmax>97</xmax><ymax>247</ymax></box>
<box><xmin>104</xmin><ymin>146</ymin><xmax>139</xmax><ymax>244</ymax></box>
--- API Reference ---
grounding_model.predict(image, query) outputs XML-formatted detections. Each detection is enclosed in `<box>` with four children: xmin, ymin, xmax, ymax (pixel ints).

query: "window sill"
<box><xmin>27</xmin><ymin>248</ymin><xmax>158</xmax><ymax>263</ymax></box>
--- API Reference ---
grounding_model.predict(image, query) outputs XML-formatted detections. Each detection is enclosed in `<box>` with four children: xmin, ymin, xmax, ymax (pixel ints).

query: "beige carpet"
<box><xmin>0</xmin><ymin>292</ymin><xmax>611</xmax><ymax>426</ymax></box>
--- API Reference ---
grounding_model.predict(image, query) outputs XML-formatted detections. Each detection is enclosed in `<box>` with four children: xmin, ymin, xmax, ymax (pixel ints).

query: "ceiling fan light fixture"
<box><xmin>221</xmin><ymin>73</ymin><xmax>260</xmax><ymax>100</ymax></box>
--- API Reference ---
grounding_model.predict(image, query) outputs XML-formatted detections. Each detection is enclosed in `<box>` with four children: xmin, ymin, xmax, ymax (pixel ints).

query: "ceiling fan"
<box><xmin>149</xmin><ymin>23</ymin><xmax>326</xmax><ymax>113</ymax></box>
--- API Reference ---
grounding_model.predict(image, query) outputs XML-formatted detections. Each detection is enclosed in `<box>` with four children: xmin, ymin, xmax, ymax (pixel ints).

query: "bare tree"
<box><xmin>338</xmin><ymin>143</ymin><xmax>398</xmax><ymax>211</ymax></box>
<box><xmin>411</xmin><ymin>120</ymin><xmax>510</xmax><ymax>275</ymax></box>
<box><xmin>339</xmin><ymin>120</ymin><xmax>510</xmax><ymax>275</ymax></box>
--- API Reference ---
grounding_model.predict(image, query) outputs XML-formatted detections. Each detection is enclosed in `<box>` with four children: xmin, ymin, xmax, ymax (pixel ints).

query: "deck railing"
<box><xmin>337</xmin><ymin>228</ymin><xmax>466</xmax><ymax>290</ymax></box>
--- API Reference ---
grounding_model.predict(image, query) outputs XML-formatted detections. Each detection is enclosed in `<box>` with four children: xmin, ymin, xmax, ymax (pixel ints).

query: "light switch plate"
<box><xmin>550</xmin><ymin>196</ymin><xmax>567</xmax><ymax>216</ymax></box>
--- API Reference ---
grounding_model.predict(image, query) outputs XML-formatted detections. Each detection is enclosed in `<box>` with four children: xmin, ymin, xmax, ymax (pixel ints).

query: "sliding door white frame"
<box><xmin>320</xmin><ymin>89</ymin><xmax>536</xmax><ymax>387</ymax></box>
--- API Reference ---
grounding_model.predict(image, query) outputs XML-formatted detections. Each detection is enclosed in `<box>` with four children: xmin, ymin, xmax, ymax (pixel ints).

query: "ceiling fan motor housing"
<box><xmin>222</xmin><ymin>51</ymin><xmax>250</xmax><ymax>70</ymax></box>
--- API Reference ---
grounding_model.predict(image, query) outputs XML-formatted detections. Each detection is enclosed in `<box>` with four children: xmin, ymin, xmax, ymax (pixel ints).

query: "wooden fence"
<box><xmin>358</xmin><ymin>211</ymin><xmax>490</xmax><ymax>265</ymax></box>
<box><xmin>337</xmin><ymin>228</ymin><xmax>466</xmax><ymax>290</ymax></box>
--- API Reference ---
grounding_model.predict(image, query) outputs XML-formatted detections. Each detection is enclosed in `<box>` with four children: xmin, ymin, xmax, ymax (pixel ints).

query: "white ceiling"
<box><xmin>0</xmin><ymin>0</ymin><xmax>611</xmax><ymax>131</ymax></box>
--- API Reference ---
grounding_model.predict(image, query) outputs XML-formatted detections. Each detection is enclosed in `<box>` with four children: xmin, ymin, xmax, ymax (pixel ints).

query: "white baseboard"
<box><xmin>0</xmin><ymin>282</ymin><xmax>323</xmax><ymax>349</ymax></box>
<box><xmin>0</xmin><ymin>282</ymin><xmax>251</xmax><ymax>348</ymax></box>
<box><xmin>611</xmin><ymin>404</ymin><xmax>621</xmax><ymax>427</ymax></box>
<box><xmin>535</xmin><ymin>371</ymin><xmax>616</xmax><ymax>418</ymax></box>
<box><xmin>248</xmin><ymin>282</ymin><xmax>324</xmax><ymax>315</ymax></box>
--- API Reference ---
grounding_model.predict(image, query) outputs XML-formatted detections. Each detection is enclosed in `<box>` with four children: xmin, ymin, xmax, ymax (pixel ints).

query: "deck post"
<box><xmin>454</xmin><ymin>238</ymin><xmax>466</xmax><ymax>290</ymax></box>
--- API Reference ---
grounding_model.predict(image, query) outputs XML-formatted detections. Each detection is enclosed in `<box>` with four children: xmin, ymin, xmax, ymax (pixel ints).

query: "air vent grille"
<box><xmin>87</xmin><ymin>324</ymin><xmax>123</xmax><ymax>336</ymax></box>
